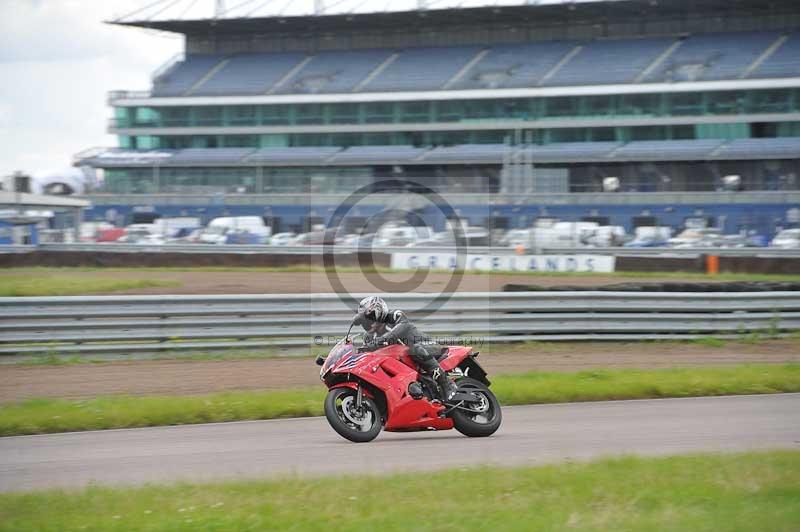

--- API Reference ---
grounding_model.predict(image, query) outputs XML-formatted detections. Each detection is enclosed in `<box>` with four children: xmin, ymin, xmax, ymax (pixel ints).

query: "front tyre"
<box><xmin>450</xmin><ymin>377</ymin><xmax>502</xmax><ymax>437</ymax></box>
<box><xmin>324</xmin><ymin>387</ymin><xmax>382</xmax><ymax>443</ymax></box>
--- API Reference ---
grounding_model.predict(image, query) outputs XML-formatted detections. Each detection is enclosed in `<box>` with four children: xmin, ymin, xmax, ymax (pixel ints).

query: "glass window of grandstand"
<box><xmin>544</xmin><ymin>97</ymin><xmax>580</xmax><ymax>118</ymax></box>
<box><xmin>260</xmin><ymin>134</ymin><xmax>289</xmax><ymax>147</ymax></box>
<box><xmin>228</xmin><ymin>106</ymin><xmax>257</xmax><ymax>126</ymax></box>
<box><xmin>329</xmin><ymin>133</ymin><xmax>361</xmax><ymax>147</ymax></box>
<box><xmin>707</xmin><ymin>91</ymin><xmax>745</xmax><ymax>115</ymax></box>
<box><xmin>105</xmin><ymin>169</ymin><xmax>157</xmax><ymax>193</ymax></box>
<box><xmin>262</xmin><ymin>105</ymin><xmax>290</xmax><ymax>126</ymax></box>
<box><xmin>114</xmin><ymin>107</ymin><xmax>130</xmax><ymax>128</ymax></box>
<box><xmin>132</xmin><ymin>135</ymin><xmax>161</xmax><ymax>149</ymax></box>
<box><xmin>748</xmin><ymin>89</ymin><xmax>794</xmax><ymax>114</ymax></box>
<box><xmin>463</xmin><ymin>100</ymin><xmax>498</xmax><ymax>120</ymax></box>
<box><xmin>158</xmin><ymin>168</ymin><xmax>256</xmax><ymax>193</ymax></box>
<box><xmin>470</xmin><ymin>130</ymin><xmax>507</xmax><ymax>144</ymax></box>
<box><xmin>330</xmin><ymin>103</ymin><xmax>359</xmax><ymax>124</ymax></box>
<box><xmin>435</xmin><ymin>101</ymin><xmax>461</xmax><ymax>122</ymax></box>
<box><xmin>193</xmin><ymin>106</ymin><xmax>223</xmax><ymax>126</ymax></box>
<box><xmin>295</xmin><ymin>104</ymin><xmax>324</xmax><ymax>125</ymax></box>
<box><xmin>131</xmin><ymin>107</ymin><xmax>158</xmax><ymax>127</ymax></box>
<box><xmin>668</xmin><ymin>93</ymin><xmax>704</xmax><ymax>116</ymax></box>
<box><xmin>399</xmin><ymin>102</ymin><xmax>428</xmax><ymax>123</ymax></box>
<box><xmin>364</xmin><ymin>102</ymin><xmax>394</xmax><ymax>124</ymax></box>
<box><xmin>617</xmin><ymin>94</ymin><xmax>661</xmax><ymax>117</ymax></box>
<box><xmin>161</xmin><ymin>107</ymin><xmax>190</xmax><ymax>127</ymax></box>
<box><xmin>222</xmin><ymin>135</ymin><xmax>258</xmax><ymax>148</ymax></box>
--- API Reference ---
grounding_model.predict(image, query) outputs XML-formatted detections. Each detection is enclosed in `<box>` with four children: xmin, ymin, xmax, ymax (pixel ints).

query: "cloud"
<box><xmin>0</xmin><ymin>0</ymin><xmax>181</xmax><ymax>175</ymax></box>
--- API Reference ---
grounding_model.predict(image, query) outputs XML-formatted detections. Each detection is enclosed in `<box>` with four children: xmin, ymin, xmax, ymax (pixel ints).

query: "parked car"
<box><xmin>269</xmin><ymin>232</ymin><xmax>297</xmax><ymax>246</ymax></box>
<box><xmin>583</xmin><ymin>225</ymin><xmax>627</xmax><ymax>247</ymax></box>
<box><xmin>119</xmin><ymin>225</ymin><xmax>165</xmax><ymax>245</ymax></box>
<box><xmin>199</xmin><ymin>216</ymin><xmax>272</xmax><ymax>244</ymax></box>
<box><xmin>624</xmin><ymin>226</ymin><xmax>672</xmax><ymax>247</ymax></box>
<box><xmin>79</xmin><ymin>221</ymin><xmax>114</xmax><ymax>242</ymax></box>
<box><xmin>95</xmin><ymin>227</ymin><xmax>126</xmax><ymax>242</ymax></box>
<box><xmin>152</xmin><ymin>217</ymin><xmax>202</xmax><ymax>239</ymax></box>
<box><xmin>373</xmin><ymin>222</ymin><xmax>433</xmax><ymax>247</ymax></box>
<box><xmin>771</xmin><ymin>228</ymin><xmax>800</xmax><ymax>248</ymax></box>
<box><xmin>668</xmin><ymin>228</ymin><xmax>723</xmax><ymax>247</ymax></box>
<box><xmin>290</xmin><ymin>231</ymin><xmax>326</xmax><ymax>245</ymax></box>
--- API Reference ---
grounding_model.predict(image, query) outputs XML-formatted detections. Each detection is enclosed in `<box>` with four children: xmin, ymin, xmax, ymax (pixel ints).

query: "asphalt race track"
<box><xmin>1</xmin><ymin>394</ymin><xmax>798</xmax><ymax>492</ymax></box>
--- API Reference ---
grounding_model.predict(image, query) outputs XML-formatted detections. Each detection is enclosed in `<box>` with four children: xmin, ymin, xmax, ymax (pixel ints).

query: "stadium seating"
<box><xmin>521</xmin><ymin>142</ymin><xmax>621</xmax><ymax>162</ymax></box>
<box><xmin>245</xmin><ymin>147</ymin><xmax>342</xmax><ymax>164</ymax></box>
<box><xmin>611</xmin><ymin>139</ymin><xmax>725</xmax><ymax>161</ymax></box>
<box><xmin>360</xmin><ymin>46</ymin><xmax>482</xmax><ymax>92</ymax></box>
<box><xmin>168</xmin><ymin>148</ymin><xmax>256</xmax><ymax>164</ymax></box>
<box><xmin>421</xmin><ymin>144</ymin><xmax>508</xmax><ymax>163</ymax></box>
<box><xmin>749</xmin><ymin>31</ymin><xmax>800</xmax><ymax>79</ymax></box>
<box><xmin>150</xmin><ymin>31</ymin><xmax>799</xmax><ymax>97</ymax></box>
<box><xmin>713</xmin><ymin>137</ymin><xmax>800</xmax><ymax>159</ymax></box>
<box><xmin>451</xmin><ymin>41</ymin><xmax>577</xmax><ymax>89</ymax></box>
<box><xmin>79</xmin><ymin>136</ymin><xmax>800</xmax><ymax>171</ymax></box>
<box><xmin>152</xmin><ymin>55</ymin><xmax>226</xmax><ymax>96</ymax></box>
<box><xmin>192</xmin><ymin>53</ymin><xmax>307</xmax><ymax>95</ymax></box>
<box><xmin>546</xmin><ymin>37</ymin><xmax>675</xmax><ymax>86</ymax></box>
<box><xmin>644</xmin><ymin>32</ymin><xmax>779</xmax><ymax>82</ymax></box>
<box><xmin>274</xmin><ymin>49</ymin><xmax>392</xmax><ymax>94</ymax></box>
<box><xmin>327</xmin><ymin>145</ymin><xmax>427</xmax><ymax>164</ymax></box>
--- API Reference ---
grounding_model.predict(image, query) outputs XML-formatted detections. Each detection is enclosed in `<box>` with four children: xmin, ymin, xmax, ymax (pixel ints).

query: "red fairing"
<box><xmin>324</xmin><ymin>343</ymin><xmax>471</xmax><ymax>432</ymax></box>
<box><xmin>439</xmin><ymin>346</ymin><xmax>473</xmax><ymax>371</ymax></box>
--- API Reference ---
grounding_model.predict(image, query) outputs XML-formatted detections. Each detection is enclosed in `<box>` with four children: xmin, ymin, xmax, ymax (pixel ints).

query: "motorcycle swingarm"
<box><xmin>448</xmin><ymin>391</ymin><xmax>482</xmax><ymax>404</ymax></box>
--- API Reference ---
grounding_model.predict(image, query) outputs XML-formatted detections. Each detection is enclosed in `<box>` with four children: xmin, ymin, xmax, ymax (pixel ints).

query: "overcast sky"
<box><xmin>0</xmin><ymin>0</ymin><xmax>590</xmax><ymax>177</ymax></box>
<box><xmin>0</xmin><ymin>1</ymin><xmax>180</xmax><ymax>177</ymax></box>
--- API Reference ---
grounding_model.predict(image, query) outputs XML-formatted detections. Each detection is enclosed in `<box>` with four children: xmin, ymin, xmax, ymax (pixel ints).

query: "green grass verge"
<box><xmin>1</xmin><ymin>364</ymin><xmax>798</xmax><ymax>437</ymax></box>
<box><xmin>2</xmin><ymin>266</ymin><xmax>800</xmax><ymax>282</ymax></box>
<box><xmin>0</xmin><ymin>276</ymin><xmax>179</xmax><ymax>297</ymax></box>
<box><xmin>1</xmin><ymin>451</ymin><xmax>798</xmax><ymax>531</ymax></box>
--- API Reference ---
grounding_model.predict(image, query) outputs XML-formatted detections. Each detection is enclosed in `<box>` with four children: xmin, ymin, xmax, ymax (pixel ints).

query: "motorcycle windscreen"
<box><xmin>321</xmin><ymin>340</ymin><xmax>353</xmax><ymax>376</ymax></box>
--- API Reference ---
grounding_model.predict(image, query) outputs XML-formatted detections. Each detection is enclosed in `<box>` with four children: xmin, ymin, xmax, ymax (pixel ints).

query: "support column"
<box><xmin>72</xmin><ymin>207</ymin><xmax>83</xmax><ymax>243</ymax></box>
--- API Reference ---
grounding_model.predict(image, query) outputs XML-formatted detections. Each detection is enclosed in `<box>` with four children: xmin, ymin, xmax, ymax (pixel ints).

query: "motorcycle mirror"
<box><xmin>315</xmin><ymin>355</ymin><xmax>325</xmax><ymax>366</ymax></box>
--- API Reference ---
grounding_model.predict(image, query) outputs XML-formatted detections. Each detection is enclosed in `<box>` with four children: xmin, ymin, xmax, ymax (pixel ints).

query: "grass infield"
<box><xmin>1</xmin><ymin>364</ymin><xmax>798</xmax><ymax>436</ymax></box>
<box><xmin>0</xmin><ymin>275</ymin><xmax>178</xmax><ymax>297</ymax></box>
<box><xmin>0</xmin><ymin>451</ymin><xmax>798</xmax><ymax>530</ymax></box>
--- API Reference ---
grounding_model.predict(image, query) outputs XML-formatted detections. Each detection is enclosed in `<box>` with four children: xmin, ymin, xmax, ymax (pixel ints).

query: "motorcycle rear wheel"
<box><xmin>324</xmin><ymin>387</ymin><xmax>382</xmax><ymax>443</ymax></box>
<box><xmin>450</xmin><ymin>378</ymin><xmax>502</xmax><ymax>437</ymax></box>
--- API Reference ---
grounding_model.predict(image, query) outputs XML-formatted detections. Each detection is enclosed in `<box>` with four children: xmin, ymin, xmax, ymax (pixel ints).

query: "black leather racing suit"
<box><xmin>356</xmin><ymin>309</ymin><xmax>454</xmax><ymax>400</ymax></box>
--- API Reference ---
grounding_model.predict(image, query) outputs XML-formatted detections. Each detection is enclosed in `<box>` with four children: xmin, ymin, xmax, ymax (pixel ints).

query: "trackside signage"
<box><xmin>391</xmin><ymin>253</ymin><xmax>615</xmax><ymax>273</ymax></box>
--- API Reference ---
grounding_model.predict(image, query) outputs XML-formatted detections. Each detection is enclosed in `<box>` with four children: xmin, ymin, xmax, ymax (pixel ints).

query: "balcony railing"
<box><xmin>108</xmin><ymin>91</ymin><xmax>152</xmax><ymax>103</ymax></box>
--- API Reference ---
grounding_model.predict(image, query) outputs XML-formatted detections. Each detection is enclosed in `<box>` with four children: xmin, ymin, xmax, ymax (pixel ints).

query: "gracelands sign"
<box><xmin>390</xmin><ymin>253</ymin><xmax>615</xmax><ymax>273</ymax></box>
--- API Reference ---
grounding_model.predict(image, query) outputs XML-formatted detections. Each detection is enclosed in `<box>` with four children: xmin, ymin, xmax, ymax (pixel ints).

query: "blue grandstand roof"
<box><xmin>111</xmin><ymin>0</ymin><xmax>798</xmax><ymax>36</ymax></box>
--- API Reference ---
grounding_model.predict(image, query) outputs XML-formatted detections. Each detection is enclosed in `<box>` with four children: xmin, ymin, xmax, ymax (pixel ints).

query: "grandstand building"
<box><xmin>75</xmin><ymin>0</ymin><xmax>800</xmax><ymax>235</ymax></box>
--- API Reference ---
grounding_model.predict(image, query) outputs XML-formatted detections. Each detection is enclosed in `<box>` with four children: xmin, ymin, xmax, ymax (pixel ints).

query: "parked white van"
<box><xmin>199</xmin><ymin>216</ymin><xmax>272</xmax><ymax>244</ymax></box>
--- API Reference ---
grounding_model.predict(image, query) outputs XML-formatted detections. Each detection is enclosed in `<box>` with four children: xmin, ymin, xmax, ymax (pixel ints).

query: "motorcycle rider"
<box><xmin>354</xmin><ymin>296</ymin><xmax>458</xmax><ymax>402</ymax></box>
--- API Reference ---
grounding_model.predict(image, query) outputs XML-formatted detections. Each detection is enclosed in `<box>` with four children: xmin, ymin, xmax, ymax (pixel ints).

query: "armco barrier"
<box><xmin>1</xmin><ymin>292</ymin><xmax>798</xmax><ymax>356</ymax></box>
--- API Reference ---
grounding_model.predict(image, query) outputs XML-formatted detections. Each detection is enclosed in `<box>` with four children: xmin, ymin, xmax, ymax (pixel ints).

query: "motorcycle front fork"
<box><xmin>356</xmin><ymin>384</ymin><xmax>363</xmax><ymax>409</ymax></box>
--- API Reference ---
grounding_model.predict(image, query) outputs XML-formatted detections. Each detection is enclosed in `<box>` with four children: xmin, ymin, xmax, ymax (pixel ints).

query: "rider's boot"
<box><xmin>431</xmin><ymin>364</ymin><xmax>458</xmax><ymax>402</ymax></box>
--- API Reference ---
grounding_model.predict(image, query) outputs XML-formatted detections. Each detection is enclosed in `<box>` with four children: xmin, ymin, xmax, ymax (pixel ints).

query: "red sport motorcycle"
<box><xmin>315</xmin><ymin>323</ymin><xmax>502</xmax><ymax>442</ymax></box>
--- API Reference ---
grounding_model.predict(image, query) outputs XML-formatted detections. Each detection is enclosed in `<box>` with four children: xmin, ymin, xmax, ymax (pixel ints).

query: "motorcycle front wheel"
<box><xmin>449</xmin><ymin>377</ymin><xmax>502</xmax><ymax>437</ymax></box>
<box><xmin>324</xmin><ymin>387</ymin><xmax>382</xmax><ymax>443</ymax></box>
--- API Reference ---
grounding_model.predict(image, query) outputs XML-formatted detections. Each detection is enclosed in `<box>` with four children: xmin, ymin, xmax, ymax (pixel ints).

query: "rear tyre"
<box><xmin>450</xmin><ymin>377</ymin><xmax>502</xmax><ymax>437</ymax></box>
<box><xmin>324</xmin><ymin>387</ymin><xmax>382</xmax><ymax>443</ymax></box>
